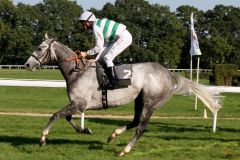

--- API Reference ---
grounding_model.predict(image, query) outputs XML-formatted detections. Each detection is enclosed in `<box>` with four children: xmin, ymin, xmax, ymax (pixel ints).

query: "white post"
<box><xmin>81</xmin><ymin>112</ymin><xmax>84</xmax><ymax>129</ymax></box>
<box><xmin>204</xmin><ymin>109</ymin><xmax>208</xmax><ymax>118</ymax></box>
<box><xmin>212</xmin><ymin>96</ymin><xmax>220</xmax><ymax>133</ymax></box>
<box><xmin>213</xmin><ymin>112</ymin><xmax>218</xmax><ymax>133</ymax></box>
<box><xmin>190</xmin><ymin>55</ymin><xmax>193</xmax><ymax>81</ymax></box>
<box><xmin>194</xmin><ymin>96</ymin><xmax>198</xmax><ymax>110</ymax></box>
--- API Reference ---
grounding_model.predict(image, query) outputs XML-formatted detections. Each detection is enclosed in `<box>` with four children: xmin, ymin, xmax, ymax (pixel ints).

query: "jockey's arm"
<box><xmin>86</xmin><ymin>27</ymin><xmax>104</xmax><ymax>58</ymax></box>
<box><xmin>80</xmin><ymin>27</ymin><xmax>104</xmax><ymax>63</ymax></box>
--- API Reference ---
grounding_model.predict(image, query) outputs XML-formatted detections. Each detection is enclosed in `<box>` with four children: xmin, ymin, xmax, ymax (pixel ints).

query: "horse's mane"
<box><xmin>56</xmin><ymin>41</ymin><xmax>75</xmax><ymax>55</ymax></box>
<box><xmin>55</xmin><ymin>40</ymin><xmax>93</xmax><ymax>69</ymax></box>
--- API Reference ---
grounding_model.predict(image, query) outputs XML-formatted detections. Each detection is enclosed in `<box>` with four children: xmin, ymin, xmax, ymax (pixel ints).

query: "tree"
<box><xmin>203</xmin><ymin>5</ymin><xmax>240</xmax><ymax>67</ymax></box>
<box><xmin>0</xmin><ymin>0</ymin><xmax>239</xmax><ymax>68</ymax></box>
<box><xmin>0</xmin><ymin>0</ymin><xmax>18</xmax><ymax>63</ymax></box>
<box><xmin>37</xmin><ymin>0</ymin><xmax>83</xmax><ymax>47</ymax></box>
<box><xmin>201</xmin><ymin>36</ymin><xmax>233</xmax><ymax>68</ymax></box>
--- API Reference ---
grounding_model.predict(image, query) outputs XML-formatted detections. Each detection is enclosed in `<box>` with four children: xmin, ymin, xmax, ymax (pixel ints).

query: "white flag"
<box><xmin>190</xmin><ymin>13</ymin><xmax>202</xmax><ymax>56</ymax></box>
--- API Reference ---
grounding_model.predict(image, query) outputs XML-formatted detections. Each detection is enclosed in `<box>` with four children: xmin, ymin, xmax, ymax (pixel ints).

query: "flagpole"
<box><xmin>194</xmin><ymin>56</ymin><xmax>200</xmax><ymax>110</ymax></box>
<box><xmin>190</xmin><ymin>55</ymin><xmax>193</xmax><ymax>81</ymax></box>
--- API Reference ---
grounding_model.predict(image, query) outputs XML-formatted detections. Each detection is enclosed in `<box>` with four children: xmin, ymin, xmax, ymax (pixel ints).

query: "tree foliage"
<box><xmin>0</xmin><ymin>0</ymin><xmax>239</xmax><ymax>68</ymax></box>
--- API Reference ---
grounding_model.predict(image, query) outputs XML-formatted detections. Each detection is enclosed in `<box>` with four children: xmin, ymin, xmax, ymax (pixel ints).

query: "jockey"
<box><xmin>79</xmin><ymin>11</ymin><xmax>132</xmax><ymax>89</ymax></box>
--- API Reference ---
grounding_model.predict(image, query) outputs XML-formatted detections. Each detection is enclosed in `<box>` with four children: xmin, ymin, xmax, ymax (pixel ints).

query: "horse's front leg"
<box><xmin>66</xmin><ymin>115</ymin><xmax>92</xmax><ymax>134</ymax></box>
<box><xmin>40</xmin><ymin>103</ymin><xmax>78</xmax><ymax>146</ymax></box>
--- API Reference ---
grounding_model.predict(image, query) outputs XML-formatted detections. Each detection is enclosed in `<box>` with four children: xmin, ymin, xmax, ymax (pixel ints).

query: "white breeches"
<box><xmin>97</xmin><ymin>30</ymin><xmax>132</xmax><ymax>67</ymax></box>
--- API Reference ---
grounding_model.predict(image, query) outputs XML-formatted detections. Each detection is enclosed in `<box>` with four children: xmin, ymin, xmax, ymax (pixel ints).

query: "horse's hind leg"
<box><xmin>117</xmin><ymin>95</ymin><xmax>171</xmax><ymax>157</ymax></box>
<box><xmin>117</xmin><ymin>105</ymin><xmax>154</xmax><ymax>157</ymax></box>
<box><xmin>107</xmin><ymin>90</ymin><xmax>144</xmax><ymax>143</ymax></box>
<box><xmin>66</xmin><ymin>115</ymin><xmax>92</xmax><ymax>134</ymax></box>
<box><xmin>40</xmin><ymin>103</ymin><xmax>78</xmax><ymax>146</ymax></box>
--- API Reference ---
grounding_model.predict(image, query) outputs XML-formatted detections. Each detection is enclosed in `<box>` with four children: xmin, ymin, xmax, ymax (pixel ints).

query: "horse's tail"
<box><xmin>172</xmin><ymin>74</ymin><xmax>221</xmax><ymax>114</ymax></box>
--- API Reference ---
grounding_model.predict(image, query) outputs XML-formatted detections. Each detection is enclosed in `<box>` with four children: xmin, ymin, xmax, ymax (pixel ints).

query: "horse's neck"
<box><xmin>53</xmin><ymin>43</ymin><xmax>91</xmax><ymax>85</ymax></box>
<box><xmin>53</xmin><ymin>43</ymin><xmax>77</xmax><ymax>84</ymax></box>
<box><xmin>58</xmin><ymin>61</ymin><xmax>75</xmax><ymax>84</ymax></box>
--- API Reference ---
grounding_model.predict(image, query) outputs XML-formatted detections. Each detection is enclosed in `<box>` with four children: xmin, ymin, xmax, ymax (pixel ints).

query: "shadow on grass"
<box><xmin>0</xmin><ymin>135</ymin><xmax>104</xmax><ymax>148</ymax></box>
<box><xmin>144</xmin><ymin>122</ymin><xmax>240</xmax><ymax>142</ymax></box>
<box><xmin>88</xmin><ymin>118</ymin><xmax>240</xmax><ymax>132</ymax></box>
<box><xmin>149</xmin><ymin>121</ymin><xmax>240</xmax><ymax>133</ymax></box>
<box><xmin>87</xmin><ymin>118</ymin><xmax>240</xmax><ymax>142</ymax></box>
<box><xmin>87</xmin><ymin>118</ymin><xmax>131</xmax><ymax>126</ymax></box>
<box><xmin>150</xmin><ymin>134</ymin><xmax>240</xmax><ymax>143</ymax></box>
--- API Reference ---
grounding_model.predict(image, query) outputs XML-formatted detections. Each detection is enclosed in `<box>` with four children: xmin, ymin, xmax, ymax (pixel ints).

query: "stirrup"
<box><xmin>103</xmin><ymin>81</ymin><xmax>116</xmax><ymax>90</ymax></box>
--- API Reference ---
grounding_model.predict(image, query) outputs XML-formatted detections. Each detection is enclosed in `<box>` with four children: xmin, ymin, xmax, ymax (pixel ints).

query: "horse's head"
<box><xmin>25</xmin><ymin>34</ymin><xmax>91</xmax><ymax>73</ymax></box>
<box><xmin>25</xmin><ymin>35</ymin><xmax>57</xmax><ymax>71</ymax></box>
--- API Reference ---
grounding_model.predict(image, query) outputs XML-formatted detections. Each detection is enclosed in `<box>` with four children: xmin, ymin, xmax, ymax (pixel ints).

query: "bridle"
<box><xmin>31</xmin><ymin>39</ymin><xmax>57</xmax><ymax>65</ymax></box>
<box><xmin>31</xmin><ymin>39</ymin><xmax>87</xmax><ymax>70</ymax></box>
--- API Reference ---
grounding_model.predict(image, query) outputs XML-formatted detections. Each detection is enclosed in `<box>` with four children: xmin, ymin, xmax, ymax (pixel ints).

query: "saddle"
<box><xmin>96</xmin><ymin>62</ymin><xmax>133</xmax><ymax>109</ymax></box>
<box><xmin>96</xmin><ymin>62</ymin><xmax>132</xmax><ymax>90</ymax></box>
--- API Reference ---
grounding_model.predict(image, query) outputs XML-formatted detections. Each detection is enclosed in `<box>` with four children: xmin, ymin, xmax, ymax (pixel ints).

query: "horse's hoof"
<box><xmin>40</xmin><ymin>136</ymin><xmax>46</xmax><ymax>146</ymax></box>
<box><xmin>107</xmin><ymin>136</ymin><xmax>114</xmax><ymax>144</ymax></box>
<box><xmin>117</xmin><ymin>151</ymin><xmax>126</xmax><ymax>157</ymax></box>
<box><xmin>40</xmin><ymin>141</ymin><xmax>46</xmax><ymax>147</ymax></box>
<box><xmin>83</xmin><ymin>128</ymin><xmax>92</xmax><ymax>134</ymax></box>
<box><xmin>107</xmin><ymin>132</ymin><xmax>116</xmax><ymax>144</ymax></box>
<box><xmin>40</xmin><ymin>140</ymin><xmax>46</xmax><ymax>147</ymax></box>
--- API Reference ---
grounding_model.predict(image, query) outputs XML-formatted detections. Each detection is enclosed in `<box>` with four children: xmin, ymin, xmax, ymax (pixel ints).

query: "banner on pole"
<box><xmin>190</xmin><ymin>12</ymin><xmax>202</xmax><ymax>56</ymax></box>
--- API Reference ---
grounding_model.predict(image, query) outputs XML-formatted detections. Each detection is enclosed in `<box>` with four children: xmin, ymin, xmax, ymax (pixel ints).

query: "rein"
<box><xmin>65</xmin><ymin>50</ymin><xmax>86</xmax><ymax>70</ymax></box>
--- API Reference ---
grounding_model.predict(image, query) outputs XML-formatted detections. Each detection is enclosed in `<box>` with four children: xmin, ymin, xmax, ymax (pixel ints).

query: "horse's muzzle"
<box><xmin>24</xmin><ymin>62</ymin><xmax>37</xmax><ymax>71</ymax></box>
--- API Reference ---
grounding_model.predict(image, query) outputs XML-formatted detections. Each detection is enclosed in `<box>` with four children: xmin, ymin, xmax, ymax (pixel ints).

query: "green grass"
<box><xmin>0</xmin><ymin>115</ymin><xmax>239</xmax><ymax>160</ymax></box>
<box><xmin>0</xmin><ymin>69</ymin><xmax>239</xmax><ymax>159</ymax></box>
<box><xmin>0</xmin><ymin>86</ymin><xmax>68</xmax><ymax>113</ymax></box>
<box><xmin>0</xmin><ymin>86</ymin><xmax>240</xmax><ymax>119</ymax></box>
<box><xmin>0</xmin><ymin>69</ymin><xmax>63</xmax><ymax>80</ymax></box>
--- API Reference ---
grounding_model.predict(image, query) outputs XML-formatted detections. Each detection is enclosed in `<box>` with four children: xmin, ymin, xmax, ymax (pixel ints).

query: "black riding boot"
<box><xmin>104</xmin><ymin>66</ymin><xmax>116</xmax><ymax>89</ymax></box>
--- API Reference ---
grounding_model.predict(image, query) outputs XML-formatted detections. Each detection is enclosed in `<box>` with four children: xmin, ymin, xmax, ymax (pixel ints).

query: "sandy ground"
<box><xmin>0</xmin><ymin>111</ymin><xmax>240</xmax><ymax>120</ymax></box>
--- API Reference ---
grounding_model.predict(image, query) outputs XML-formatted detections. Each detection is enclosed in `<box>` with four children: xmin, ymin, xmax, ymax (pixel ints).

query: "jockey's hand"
<box><xmin>80</xmin><ymin>51</ymin><xmax>88</xmax><ymax>58</ymax></box>
<box><xmin>88</xmin><ymin>59</ymin><xmax>97</xmax><ymax>63</ymax></box>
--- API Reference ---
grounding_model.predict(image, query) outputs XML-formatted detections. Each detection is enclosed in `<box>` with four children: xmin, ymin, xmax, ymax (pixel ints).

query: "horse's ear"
<box><xmin>45</xmin><ymin>33</ymin><xmax>49</xmax><ymax>39</ymax></box>
<box><xmin>50</xmin><ymin>38</ymin><xmax>57</xmax><ymax>43</ymax></box>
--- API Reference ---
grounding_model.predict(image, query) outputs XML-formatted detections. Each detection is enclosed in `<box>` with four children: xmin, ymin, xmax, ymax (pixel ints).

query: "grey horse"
<box><xmin>25</xmin><ymin>37</ymin><xmax>221</xmax><ymax>157</ymax></box>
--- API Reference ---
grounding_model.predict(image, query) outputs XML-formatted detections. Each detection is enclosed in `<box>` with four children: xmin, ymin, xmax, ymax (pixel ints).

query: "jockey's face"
<box><xmin>81</xmin><ymin>21</ymin><xmax>92</xmax><ymax>30</ymax></box>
